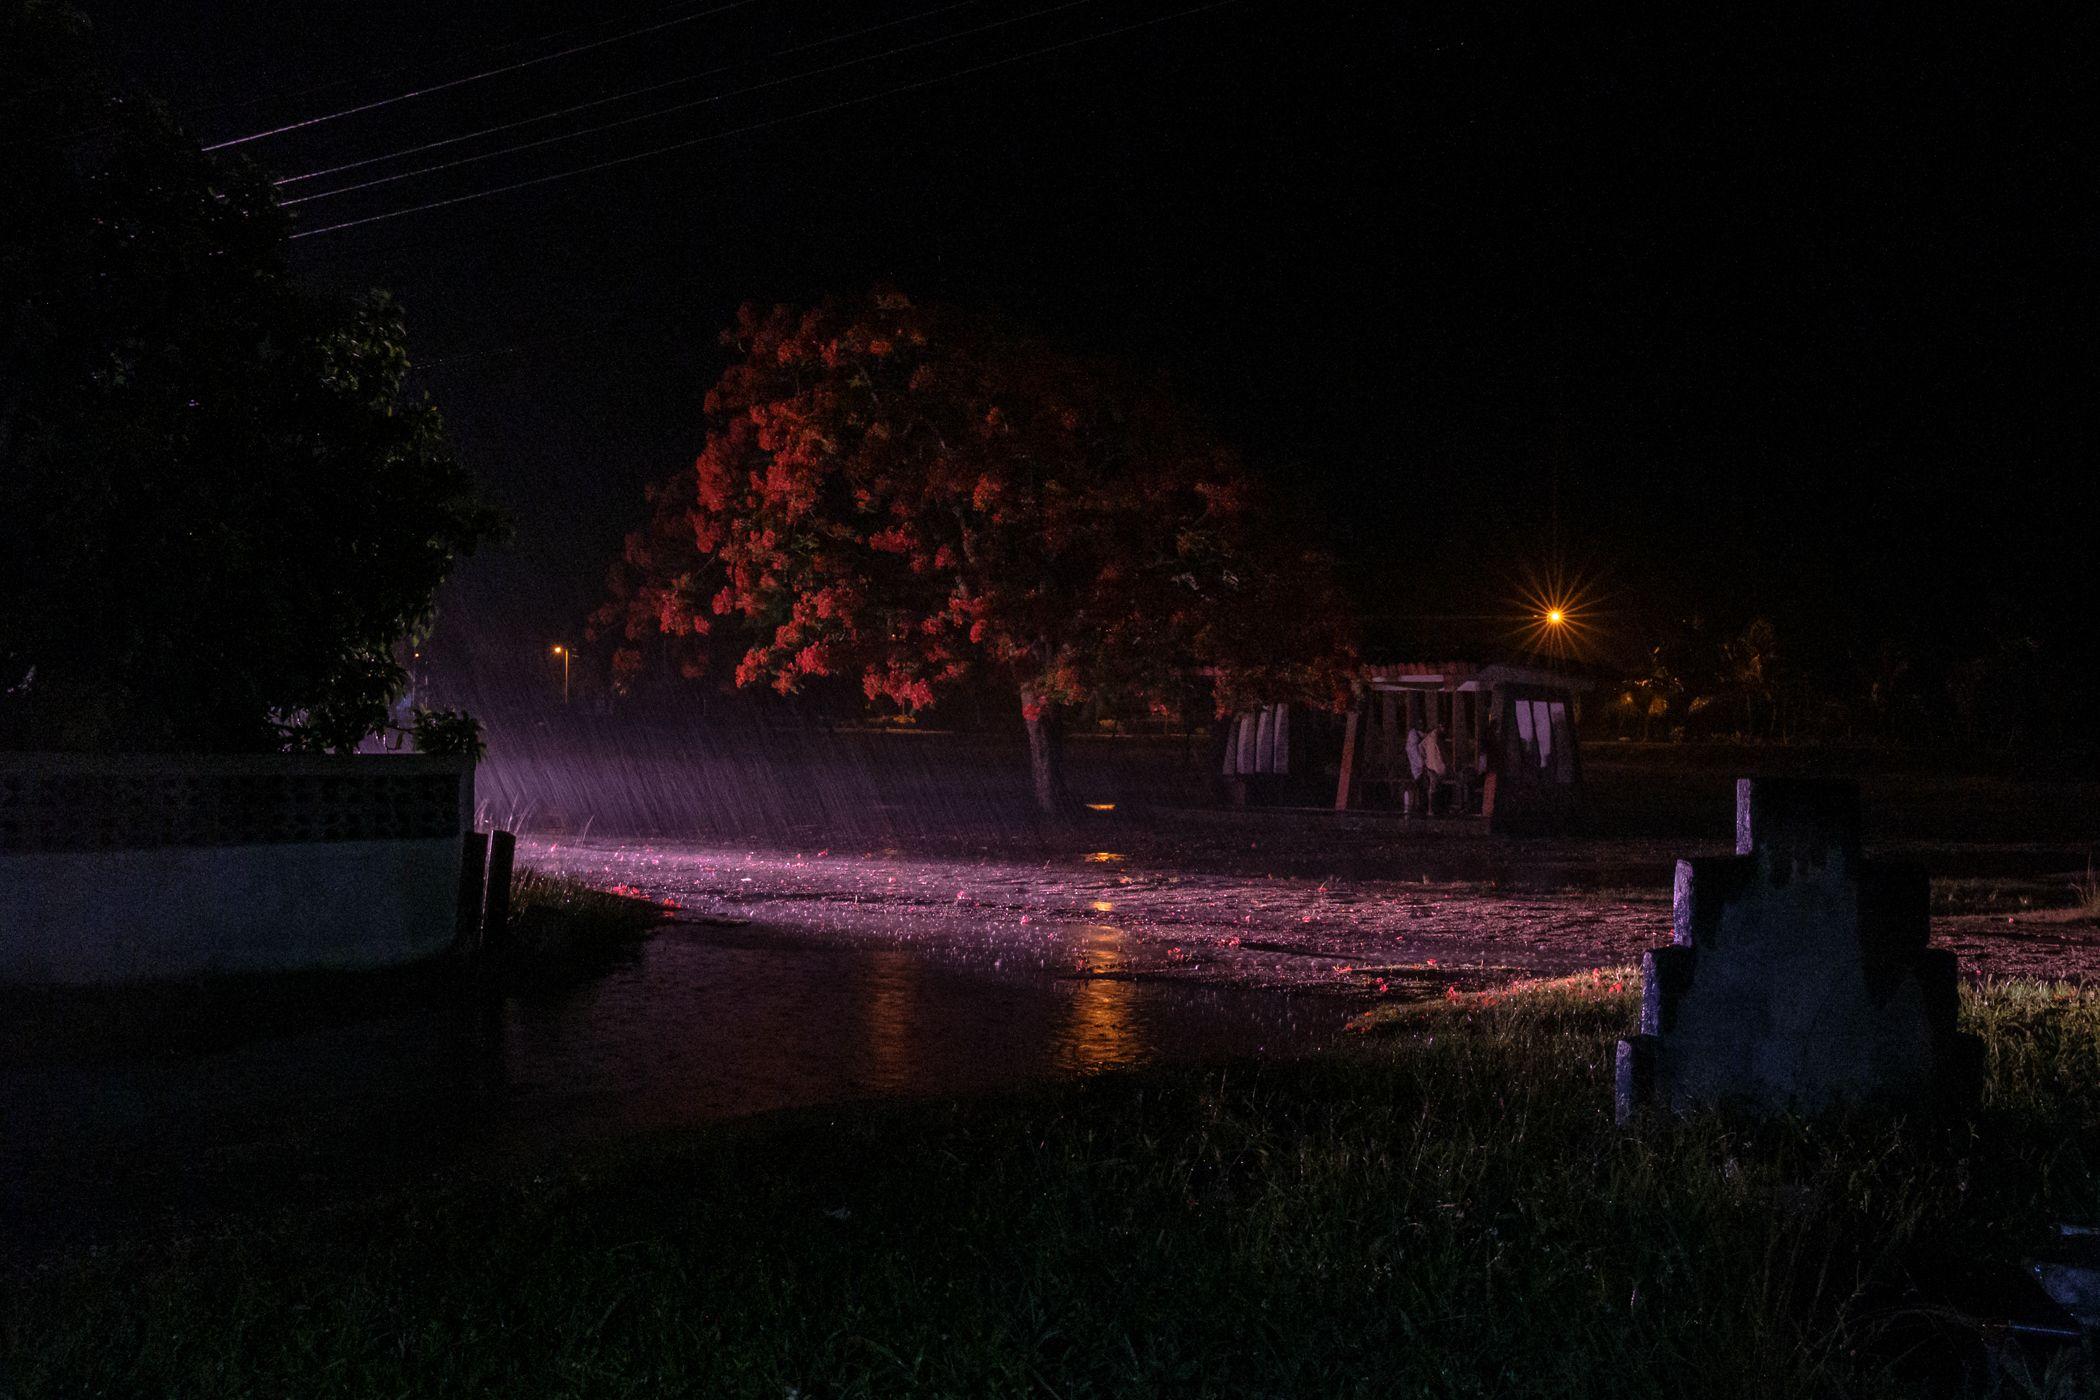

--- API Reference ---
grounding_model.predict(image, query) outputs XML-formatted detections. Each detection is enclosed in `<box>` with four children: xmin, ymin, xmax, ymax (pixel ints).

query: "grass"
<box><xmin>8</xmin><ymin>976</ymin><xmax>2100</xmax><ymax>1397</ymax></box>
<box><xmin>2070</xmin><ymin>859</ymin><xmax>2100</xmax><ymax>919</ymax></box>
<box><xmin>507</xmin><ymin>867</ymin><xmax>672</xmax><ymax>934</ymax></box>
<box><xmin>496</xmin><ymin>868</ymin><xmax>672</xmax><ymax>975</ymax></box>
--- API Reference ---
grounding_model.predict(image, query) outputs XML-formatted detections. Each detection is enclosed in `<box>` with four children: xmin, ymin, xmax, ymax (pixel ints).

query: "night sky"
<box><xmin>78</xmin><ymin>1</ymin><xmax>2087</xmax><ymax>686</ymax></box>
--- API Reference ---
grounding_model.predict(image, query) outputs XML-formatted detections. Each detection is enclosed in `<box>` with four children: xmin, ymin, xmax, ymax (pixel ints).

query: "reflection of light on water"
<box><xmin>1060</xmin><ymin>925</ymin><xmax>1138</xmax><ymax>1073</ymax></box>
<box><xmin>1090</xmin><ymin>899</ymin><xmax>1115</xmax><ymax>913</ymax></box>
<box><xmin>860</xmin><ymin>948</ymin><xmax>919</xmax><ymax>1092</ymax></box>
<box><xmin>1083</xmin><ymin>802</ymin><xmax>1116</xmax><ymax>812</ymax></box>
<box><xmin>1083</xmin><ymin>851</ymin><xmax>1125</xmax><ymax>864</ymax></box>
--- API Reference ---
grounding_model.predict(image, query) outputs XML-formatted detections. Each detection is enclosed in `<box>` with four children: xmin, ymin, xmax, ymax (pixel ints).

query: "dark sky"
<box><xmin>79</xmin><ymin>1</ymin><xmax>2088</xmax><ymax>683</ymax></box>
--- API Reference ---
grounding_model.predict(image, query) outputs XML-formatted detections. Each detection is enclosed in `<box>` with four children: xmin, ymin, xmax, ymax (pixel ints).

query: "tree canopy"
<box><xmin>597</xmin><ymin>290</ymin><xmax>1354</xmax><ymax>812</ymax></box>
<box><xmin>1</xmin><ymin>2</ymin><xmax>499</xmax><ymax>752</ymax></box>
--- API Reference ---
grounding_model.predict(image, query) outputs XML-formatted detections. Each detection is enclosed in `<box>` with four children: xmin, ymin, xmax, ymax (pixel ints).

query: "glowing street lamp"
<box><xmin>551</xmin><ymin>644</ymin><xmax>570</xmax><ymax>705</ymax></box>
<box><xmin>1515</xmin><ymin>573</ymin><xmax>1595</xmax><ymax>660</ymax></box>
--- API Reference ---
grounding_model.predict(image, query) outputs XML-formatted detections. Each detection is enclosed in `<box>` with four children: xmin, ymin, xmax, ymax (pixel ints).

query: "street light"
<box><xmin>1517</xmin><ymin>570</ymin><xmax>1595</xmax><ymax>660</ymax></box>
<box><xmin>551</xmin><ymin>644</ymin><xmax>570</xmax><ymax>705</ymax></box>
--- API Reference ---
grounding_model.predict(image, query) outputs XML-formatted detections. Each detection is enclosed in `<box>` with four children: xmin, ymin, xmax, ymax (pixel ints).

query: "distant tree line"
<box><xmin>1608</xmin><ymin>612</ymin><xmax>2076</xmax><ymax>761</ymax></box>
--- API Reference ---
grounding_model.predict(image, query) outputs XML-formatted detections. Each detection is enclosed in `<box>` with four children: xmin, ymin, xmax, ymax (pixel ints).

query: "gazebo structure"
<box><xmin>1332</xmin><ymin>659</ymin><xmax>1594</xmax><ymax>833</ymax></box>
<box><xmin>1216</xmin><ymin>700</ymin><xmax>1343</xmax><ymax>808</ymax></box>
<box><xmin>1214</xmin><ymin>655</ymin><xmax>1597</xmax><ymax>833</ymax></box>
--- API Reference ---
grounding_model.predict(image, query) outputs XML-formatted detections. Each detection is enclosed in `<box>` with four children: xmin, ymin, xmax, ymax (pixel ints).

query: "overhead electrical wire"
<box><xmin>279</xmin><ymin>0</ymin><xmax>1099</xmax><ymax>206</ymax></box>
<box><xmin>184</xmin><ymin>0</ymin><xmax>736</xmax><ymax>130</ymax></box>
<box><xmin>275</xmin><ymin>0</ymin><xmax>983</xmax><ymax>189</ymax></box>
<box><xmin>1</xmin><ymin>0</ymin><xmax>732</xmax><ymax>150</ymax></box>
<box><xmin>288</xmin><ymin>0</ymin><xmax>1242</xmax><ymax>240</ymax></box>
<box><xmin>273</xmin><ymin>68</ymin><xmax>741</xmax><ymax>187</ymax></box>
<box><xmin>201</xmin><ymin>0</ymin><xmax>760</xmax><ymax>151</ymax></box>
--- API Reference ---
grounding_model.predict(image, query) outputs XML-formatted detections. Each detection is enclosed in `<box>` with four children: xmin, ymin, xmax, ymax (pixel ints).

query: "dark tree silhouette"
<box><xmin>1</xmin><ymin>3</ymin><xmax>499</xmax><ymax>752</ymax></box>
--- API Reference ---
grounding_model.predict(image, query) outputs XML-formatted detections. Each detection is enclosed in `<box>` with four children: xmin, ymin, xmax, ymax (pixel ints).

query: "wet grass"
<box><xmin>8</xmin><ymin>977</ymin><xmax>2100</xmax><ymax>1397</ymax></box>
<box><xmin>2070</xmin><ymin>860</ymin><xmax>2100</xmax><ymax>919</ymax></box>
<box><xmin>508</xmin><ymin>867</ymin><xmax>671</xmax><ymax>933</ymax></box>
<box><xmin>496</xmin><ymin>868</ymin><xmax>671</xmax><ymax>977</ymax></box>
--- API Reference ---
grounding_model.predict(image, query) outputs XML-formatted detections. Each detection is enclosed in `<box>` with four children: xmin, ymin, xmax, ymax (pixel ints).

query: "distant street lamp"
<box><xmin>1518</xmin><ymin>571</ymin><xmax>1592</xmax><ymax>660</ymax></box>
<box><xmin>551</xmin><ymin>644</ymin><xmax>570</xmax><ymax>705</ymax></box>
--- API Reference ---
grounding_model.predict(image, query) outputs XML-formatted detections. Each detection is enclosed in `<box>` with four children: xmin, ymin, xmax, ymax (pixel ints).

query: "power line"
<box><xmin>274</xmin><ymin>0</ymin><xmax>982</xmax><ymax>189</ymax></box>
<box><xmin>274</xmin><ymin>68</ymin><xmax>737</xmax><ymax>188</ymax></box>
<box><xmin>201</xmin><ymin>0</ymin><xmax>760</xmax><ymax>151</ymax></box>
<box><xmin>289</xmin><ymin>0</ymin><xmax>1240</xmax><ymax>240</ymax></box>
<box><xmin>280</xmin><ymin>0</ymin><xmax>1098</xmax><ymax>207</ymax></box>
<box><xmin>186</xmin><ymin>1</ymin><xmax>723</xmax><ymax>129</ymax></box>
<box><xmin>16</xmin><ymin>0</ymin><xmax>785</xmax><ymax>151</ymax></box>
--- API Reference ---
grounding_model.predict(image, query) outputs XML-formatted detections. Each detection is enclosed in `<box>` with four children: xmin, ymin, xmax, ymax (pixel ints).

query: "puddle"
<box><xmin>2</xmin><ymin>921</ymin><xmax>1346</xmax><ymax>1251</ymax></box>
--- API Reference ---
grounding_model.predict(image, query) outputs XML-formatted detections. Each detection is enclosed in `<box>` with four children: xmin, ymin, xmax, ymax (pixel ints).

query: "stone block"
<box><xmin>1734</xmin><ymin>775</ymin><xmax>1861</xmax><ymax>861</ymax></box>
<box><xmin>1617</xmin><ymin>777</ymin><xmax>1980</xmax><ymax>1120</ymax></box>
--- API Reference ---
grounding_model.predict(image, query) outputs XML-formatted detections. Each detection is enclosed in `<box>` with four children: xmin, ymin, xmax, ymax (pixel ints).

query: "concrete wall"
<box><xmin>0</xmin><ymin>754</ymin><xmax>472</xmax><ymax>985</ymax></box>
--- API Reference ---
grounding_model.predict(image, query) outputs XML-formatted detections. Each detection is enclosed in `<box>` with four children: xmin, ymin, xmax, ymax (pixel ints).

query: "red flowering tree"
<box><xmin>596</xmin><ymin>290</ymin><xmax>1354</xmax><ymax>816</ymax></box>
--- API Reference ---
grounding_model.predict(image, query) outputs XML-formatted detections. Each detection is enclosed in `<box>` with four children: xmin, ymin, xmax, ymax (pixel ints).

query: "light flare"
<box><xmin>1511</xmin><ymin>561</ymin><xmax>1607</xmax><ymax>662</ymax></box>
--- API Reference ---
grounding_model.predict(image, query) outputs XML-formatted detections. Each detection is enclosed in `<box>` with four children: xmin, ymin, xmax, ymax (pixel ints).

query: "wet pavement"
<box><xmin>521</xmin><ymin>834</ymin><xmax>2100</xmax><ymax>994</ymax></box>
<box><xmin>2</xmin><ymin>915</ymin><xmax>1348</xmax><ymax>1256</ymax></box>
<box><xmin>524</xmin><ymin>836</ymin><xmax>1680</xmax><ymax>994</ymax></box>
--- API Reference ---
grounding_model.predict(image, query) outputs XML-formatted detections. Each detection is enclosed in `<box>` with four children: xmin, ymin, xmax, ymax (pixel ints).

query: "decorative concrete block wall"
<box><xmin>0</xmin><ymin>754</ymin><xmax>473</xmax><ymax>985</ymax></box>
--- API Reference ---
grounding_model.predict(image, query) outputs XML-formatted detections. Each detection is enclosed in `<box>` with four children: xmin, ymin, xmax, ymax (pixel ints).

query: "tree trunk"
<box><xmin>1022</xmin><ymin>695</ymin><xmax>1074</xmax><ymax>820</ymax></box>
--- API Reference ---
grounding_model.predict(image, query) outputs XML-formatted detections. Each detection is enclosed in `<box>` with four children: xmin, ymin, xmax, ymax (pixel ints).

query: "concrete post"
<box><xmin>456</xmin><ymin>830</ymin><xmax>489</xmax><ymax>952</ymax></box>
<box><xmin>483</xmin><ymin>829</ymin><xmax>517</xmax><ymax>952</ymax></box>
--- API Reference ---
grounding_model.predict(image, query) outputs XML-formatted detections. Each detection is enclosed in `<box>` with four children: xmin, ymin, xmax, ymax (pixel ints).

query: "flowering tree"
<box><xmin>597</xmin><ymin>290</ymin><xmax>1353</xmax><ymax>816</ymax></box>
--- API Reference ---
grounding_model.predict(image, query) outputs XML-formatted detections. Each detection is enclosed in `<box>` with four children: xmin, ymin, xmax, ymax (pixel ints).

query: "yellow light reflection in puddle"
<box><xmin>1090</xmin><ymin>899</ymin><xmax>1115</xmax><ymax>913</ymax></box>
<box><xmin>1061</xmin><ymin>925</ymin><xmax>1137</xmax><ymax>1073</ymax></box>
<box><xmin>860</xmin><ymin>948</ymin><xmax>919</xmax><ymax>1092</ymax></box>
<box><xmin>1083</xmin><ymin>802</ymin><xmax>1116</xmax><ymax>812</ymax></box>
<box><xmin>1084</xmin><ymin>851</ymin><xmax>1125</xmax><ymax>864</ymax></box>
